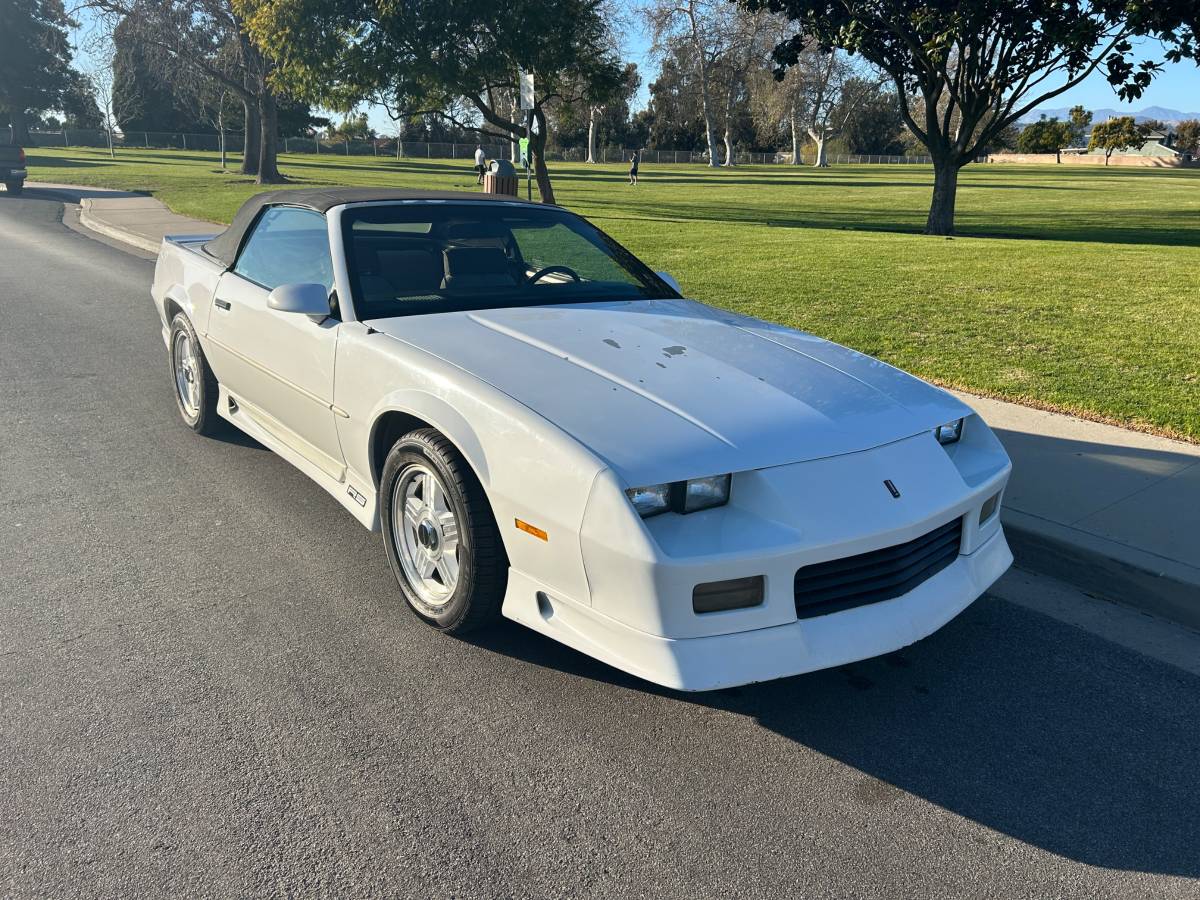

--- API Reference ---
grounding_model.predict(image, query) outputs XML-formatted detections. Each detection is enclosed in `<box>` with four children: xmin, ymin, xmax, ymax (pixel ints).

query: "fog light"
<box><xmin>979</xmin><ymin>492</ymin><xmax>1000</xmax><ymax>524</ymax></box>
<box><xmin>692</xmin><ymin>575</ymin><xmax>764</xmax><ymax>614</ymax></box>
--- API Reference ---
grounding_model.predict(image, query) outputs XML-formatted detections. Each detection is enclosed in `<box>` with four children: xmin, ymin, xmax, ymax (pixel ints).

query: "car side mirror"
<box><xmin>656</xmin><ymin>271</ymin><xmax>682</xmax><ymax>295</ymax></box>
<box><xmin>267</xmin><ymin>283</ymin><xmax>330</xmax><ymax>320</ymax></box>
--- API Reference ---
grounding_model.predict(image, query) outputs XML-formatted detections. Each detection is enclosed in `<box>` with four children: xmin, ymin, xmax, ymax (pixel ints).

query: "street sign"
<box><xmin>519</xmin><ymin>137</ymin><xmax>530</xmax><ymax>168</ymax></box>
<box><xmin>519</xmin><ymin>71</ymin><xmax>535</xmax><ymax>110</ymax></box>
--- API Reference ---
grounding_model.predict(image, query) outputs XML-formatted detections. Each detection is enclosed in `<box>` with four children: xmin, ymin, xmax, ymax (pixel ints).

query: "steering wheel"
<box><xmin>526</xmin><ymin>265</ymin><xmax>581</xmax><ymax>286</ymax></box>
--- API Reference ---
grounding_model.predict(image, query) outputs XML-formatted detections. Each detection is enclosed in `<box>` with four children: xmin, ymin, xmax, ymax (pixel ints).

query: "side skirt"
<box><xmin>216</xmin><ymin>384</ymin><xmax>380</xmax><ymax>531</ymax></box>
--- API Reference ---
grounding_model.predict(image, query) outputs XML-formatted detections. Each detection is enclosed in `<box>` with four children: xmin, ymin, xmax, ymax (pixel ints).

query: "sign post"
<box><xmin>519</xmin><ymin>71</ymin><xmax>535</xmax><ymax>201</ymax></box>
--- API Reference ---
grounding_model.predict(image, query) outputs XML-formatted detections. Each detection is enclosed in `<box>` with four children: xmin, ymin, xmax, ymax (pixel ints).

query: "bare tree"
<box><xmin>84</xmin><ymin>42</ymin><xmax>136</xmax><ymax>158</ymax></box>
<box><xmin>713</xmin><ymin>7</ymin><xmax>770</xmax><ymax>165</ymax></box>
<box><xmin>645</xmin><ymin>0</ymin><xmax>725</xmax><ymax>166</ymax></box>
<box><xmin>750</xmin><ymin>61</ymin><xmax>805</xmax><ymax>163</ymax></box>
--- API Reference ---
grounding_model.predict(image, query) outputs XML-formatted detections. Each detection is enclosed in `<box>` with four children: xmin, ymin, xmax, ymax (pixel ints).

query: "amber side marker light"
<box><xmin>515</xmin><ymin>518</ymin><xmax>548</xmax><ymax>541</ymax></box>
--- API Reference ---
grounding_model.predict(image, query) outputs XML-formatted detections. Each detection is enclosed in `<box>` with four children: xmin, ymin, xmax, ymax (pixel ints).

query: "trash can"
<box><xmin>483</xmin><ymin>159</ymin><xmax>519</xmax><ymax>197</ymax></box>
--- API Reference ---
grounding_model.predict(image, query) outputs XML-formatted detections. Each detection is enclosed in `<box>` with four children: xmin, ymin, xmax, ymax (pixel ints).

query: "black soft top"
<box><xmin>203</xmin><ymin>188</ymin><xmax>546</xmax><ymax>267</ymax></box>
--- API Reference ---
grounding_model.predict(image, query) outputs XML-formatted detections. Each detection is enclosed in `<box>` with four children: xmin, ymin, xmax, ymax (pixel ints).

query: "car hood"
<box><xmin>367</xmin><ymin>299</ymin><xmax>972</xmax><ymax>485</ymax></box>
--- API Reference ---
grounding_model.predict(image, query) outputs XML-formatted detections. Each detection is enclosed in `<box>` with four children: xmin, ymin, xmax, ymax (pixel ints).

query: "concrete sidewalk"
<box><xmin>33</xmin><ymin>182</ymin><xmax>220</xmax><ymax>254</ymax></box>
<box><xmin>44</xmin><ymin>182</ymin><xmax>1200</xmax><ymax>629</ymax></box>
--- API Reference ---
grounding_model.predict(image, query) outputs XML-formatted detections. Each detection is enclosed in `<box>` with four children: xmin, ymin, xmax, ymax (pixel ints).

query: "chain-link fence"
<box><xmin>25</xmin><ymin>129</ymin><xmax>951</xmax><ymax>165</ymax></box>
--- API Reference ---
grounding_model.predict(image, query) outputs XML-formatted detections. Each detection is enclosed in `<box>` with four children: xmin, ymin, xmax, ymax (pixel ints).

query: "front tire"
<box><xmin>4</xmin><ymin>181</ymin><xmax>23</xmax><ymax>196</ymax></box>
<box><xmin>380</xmin><ymin>429</ymin><xmax>506</xmax><ymax>633</ymax></box>
<box><xmin>168</xmin><ymin>312</ymin><xmax>222</xmax><ymax>435</ymax></box>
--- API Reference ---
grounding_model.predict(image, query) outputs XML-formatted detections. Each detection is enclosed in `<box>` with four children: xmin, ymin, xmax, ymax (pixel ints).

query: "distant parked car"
<box><xmin>0</xmin><ymin>143</ymin><xmax>26</xmax><ymax>195</ymax></box>
<box><xmin>150</xmin><ymin>188</ymin><xmax>1013</xmax><ymax>691</ymax></box>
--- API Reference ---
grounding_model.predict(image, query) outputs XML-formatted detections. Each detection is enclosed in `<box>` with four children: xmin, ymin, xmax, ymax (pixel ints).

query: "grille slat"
<box><xmin>795</xmin><ymin>518</ymin><xmax>963</xmax><ymax>619</ymax></box>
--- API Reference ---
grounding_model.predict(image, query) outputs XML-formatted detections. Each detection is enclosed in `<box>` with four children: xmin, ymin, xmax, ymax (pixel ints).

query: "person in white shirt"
<box><xmin>474</xmin><ymin>146</ymin><xmax>487</xmax><ymax>183</ymax></box>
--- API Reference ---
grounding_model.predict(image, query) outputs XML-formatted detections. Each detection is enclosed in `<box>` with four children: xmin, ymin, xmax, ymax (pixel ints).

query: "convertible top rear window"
<box><xmin>341</xmin><ymin>203</ymin><xmax>678</xmax><ymax>319</ymax></box>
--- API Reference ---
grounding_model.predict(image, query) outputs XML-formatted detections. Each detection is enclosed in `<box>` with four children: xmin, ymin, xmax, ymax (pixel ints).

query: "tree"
<box><xmin>747</xmin><ymin>24</ymin><xmax>808</xmax><ymax>164</ymax></box>
<box><xmin>239</xmin><ymin>0</ymin><xmax>624</xmax><ymax>204</ymax></box>
<box><xmin>792</xmin><ymin>48</ymin><xmax>863</xmax><ymax>166</ymax></box>
<box><xmin>87</xmin><ymin>46</ymin><xmax>137</xmax><ymax>158</ymax></box>
<box><xmin>1089</xmin><ymin>115</ymin><xmax>1149</xmax><ymax>163</ymax></box>
<box><xmin>0</xmin><ymin>0</ymin><xmax>76</xmax><ymax>143</ymax></box>
<box><xmin>59</xmin><ymin>71</ymin><xmax>105</xmax><ymax>130</ymax></box>
<box><xmin>112</xmin><ymin>14</ymin><xmax>206</xmax><ymax>134</ymax></box>
<box><xmin>1067</xmin><ymin>105</ymin><xmax>1093</xmax><ymax>146</ymax></box>
<box><xmin>1174</xmin><ymin>119</ymin><xmax>1200</xmax><ymax>155</ymax></box>
<box><xmin>85</xmin><ymin>0</ymin><xmax>288</xmax><ymax>182</ymax></box>
<box><xmin>839</xmin><ymin>80</ymin><xmax>906</xmax><ymax>155</ymax></box>
<box><xmin>645</xmin><ymin>45</ymin><xmax>710</xmax><ymax>151</ymax></box>
<box><xmin>712</xmin><ymin>7</ymin><xmax>771</xmax><ymax>165</ymax></box>
<box><xmin>740</xmin><ymin>0</ymin><xmax>1199</xmax><ymax>234</ymax></box>
<box><xmin>1016</xmin><ymin>116</ymin><xmax>1072</xmax><ymax>153</ymax></box>
<box><xmin>645</xmin><ymin>0</ymin><xmax>725</xmax><ymax>166</ymax></box>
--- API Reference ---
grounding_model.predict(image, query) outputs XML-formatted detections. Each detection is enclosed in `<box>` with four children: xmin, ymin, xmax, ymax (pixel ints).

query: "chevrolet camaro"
<box><xmin>151</xmin><ymin>188</ymin><xmax>1012</xmax><ymax>691</ymax></box>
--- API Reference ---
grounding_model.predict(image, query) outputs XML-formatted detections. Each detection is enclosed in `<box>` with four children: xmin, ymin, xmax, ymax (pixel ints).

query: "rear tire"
<box><xmin>168</xmin><ymin>312</ymin><xmax>222</xmax><ymax>436</ymax></box>
<box><xmin>4</xmin><ymin>181</ymin><xmax>23</xmax><ymax>196</ymax></box>
<box><xmin>380</xmin><ymin>428</ymin><xmax>507</xmax><ymax>633</ymax></box>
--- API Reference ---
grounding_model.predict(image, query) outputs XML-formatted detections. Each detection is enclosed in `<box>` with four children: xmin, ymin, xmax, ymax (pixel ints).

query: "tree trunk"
<box><xmin>810</xmin><ymin>130</ymin><xmax>827</xmax><ymax>167</ymax></box>
<box><xmin>241</xmin><ymin>99</ymin><xmax>260</xmax><ymax>176</ymax></box>
<box><xmin>9</xmin><ymin>109</ymin><xmax>31</xmax><ymax>144</ymax></box>
<box><xmin>586</xmin><ymin>107</ymin><xmax>597</xmax><ymax>164</ymax></box>
<box><xmin>687</xmin><ymin>7</ymin><xmax>719</xmax><ymax>168</ymax></box>
<box><xmin>790</xmin><ymin>106</ymin><xmax>801</xmax><ymax>164</ymax></box>
<box><xmin>530</xmin><ymin>108</ymin><xmax>555</xmax><ymax>204</ymax></box>
<box><xmin>723</xmin><ymin>124</ymin><xmax>734</xmax><ymax>166</ymax></box>
<box><xmin>698</xmin><ymin>81</ymin><xmax>719</xmax><ymax>167</ymax></box>
<box><xmin>256</xmin><ymin>92</ymin><xmax>283</xmax><ymax>184</ymax></box>
<box><xmin>925</xmin><ymin>159</ymin><xmax>960</xmax><ymax>235</ymax></box>
<box><xmin>218</xmin><ymin>103</ymin><xmax>226</xmax><ymax>170</ymax></box>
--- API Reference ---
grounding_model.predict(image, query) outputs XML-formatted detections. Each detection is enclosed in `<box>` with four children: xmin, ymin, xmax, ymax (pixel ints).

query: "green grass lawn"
<box><xmin>26</xmin><ymin>146</ymin><xmax>1200</xmax><ymax>441</ymax></box>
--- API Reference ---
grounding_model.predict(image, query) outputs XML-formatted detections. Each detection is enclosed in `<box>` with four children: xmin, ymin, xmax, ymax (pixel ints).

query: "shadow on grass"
<box><xmin>461</xmin><ymin>594</ymin><xmax>1200</xmax><ymax>878</ymax></box>
<box><xmin>581</xmin><ymin>195</ymin><xmax>1200</xmax><ymax>247</ymax></box>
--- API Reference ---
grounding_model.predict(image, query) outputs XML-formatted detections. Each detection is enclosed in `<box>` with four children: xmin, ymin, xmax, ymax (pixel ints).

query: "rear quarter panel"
<box><xmin>151</xmin><ymin>236</ymin><xmax>223</xmax><ymax>339</ymax></box>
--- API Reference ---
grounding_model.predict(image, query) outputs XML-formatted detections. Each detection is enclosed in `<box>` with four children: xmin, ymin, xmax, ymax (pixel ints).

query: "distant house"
<box><xmin>1063</xmin><ymin>125</ymin><xmax>1188</xmax><ymax>160</ymax></box>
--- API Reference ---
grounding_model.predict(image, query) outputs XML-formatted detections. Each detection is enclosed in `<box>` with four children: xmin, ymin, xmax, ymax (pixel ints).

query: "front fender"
<box><xmin>335</xmin><ymin>322</ymin><xmax>607</xmax><ymax>606</ymax></box>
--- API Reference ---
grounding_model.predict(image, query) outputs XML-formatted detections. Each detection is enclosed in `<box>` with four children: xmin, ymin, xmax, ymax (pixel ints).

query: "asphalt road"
<box><xmin>2</xmin><ymin>189</ymin><xmax>1199</xmax><ymax>898</ymax></box>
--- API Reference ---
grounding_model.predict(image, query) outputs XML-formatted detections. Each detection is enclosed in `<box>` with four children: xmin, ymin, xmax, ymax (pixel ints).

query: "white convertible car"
<box><xmin>152</xmin><ymin>188</ymin><xmax>1012</xmax><ymax>691</ymax></box>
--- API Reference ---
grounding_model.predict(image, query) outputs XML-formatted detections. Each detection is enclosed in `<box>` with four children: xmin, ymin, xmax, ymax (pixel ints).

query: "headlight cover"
<box><xmin>935</xmin><ymin>418</ymin><xmax>964</xmax><ymax>445</ymax></box>
<box><xmin>625</xmin><ymin>483</ymin><xmax>673</xmax><ymax>518</ymax></box>
<box><xmin>625</xmin><ymin>474</ymin><xmax>732</xmax><ymax>518</ymax></box>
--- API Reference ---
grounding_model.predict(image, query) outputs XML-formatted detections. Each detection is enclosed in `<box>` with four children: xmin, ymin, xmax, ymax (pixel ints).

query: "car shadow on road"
<box><xmin>464</xmin><ymin>594</ymin><xmax>1200</xmax><ymax>877</ymax></box>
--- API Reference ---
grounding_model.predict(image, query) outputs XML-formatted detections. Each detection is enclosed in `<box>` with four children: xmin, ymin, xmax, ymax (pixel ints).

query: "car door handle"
<box><xmin>214</xmin><ymin>298</ymin><xmax>232</xmax><ymax>310</ymax></box>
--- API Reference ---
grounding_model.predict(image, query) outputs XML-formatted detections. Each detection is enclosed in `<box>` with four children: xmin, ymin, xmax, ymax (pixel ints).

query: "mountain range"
<box><xmin>1020</xmin><ymin>106</ymin><xmax>1199</xmax><ymax>124</ymax></box>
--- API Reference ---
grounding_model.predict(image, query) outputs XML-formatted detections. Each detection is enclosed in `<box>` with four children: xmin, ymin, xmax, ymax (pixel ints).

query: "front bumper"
<box><xmin>503</xmin><ymin>525</ymin><xmax>1011</xmax><ymax>691</ymax></box>
<box><xmin>502</xmin><ymin>422</ymin><xmax>1013</xmax><ymax>690</ymax></box>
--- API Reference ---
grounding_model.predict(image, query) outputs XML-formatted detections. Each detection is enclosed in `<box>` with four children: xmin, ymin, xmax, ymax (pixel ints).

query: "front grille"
<box><xmin>794</xmin><ymin>518</ymin><xmax>963</xmax><ymax>619</ymax></box>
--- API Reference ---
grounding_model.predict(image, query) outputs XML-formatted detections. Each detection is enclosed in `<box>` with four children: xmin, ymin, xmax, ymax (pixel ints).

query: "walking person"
<box><xmin>474</xmin><ymin>145</ymin><xmax>487</xmax><ymax>184</ymax></box>
<box><xmin>628</xmin><ymin>148</ymin><xmax>640</xmax><ymax>185</ymax></box>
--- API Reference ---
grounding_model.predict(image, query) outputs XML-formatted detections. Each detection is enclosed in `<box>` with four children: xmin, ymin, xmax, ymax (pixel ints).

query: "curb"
<box><xmin>77</xmin><ymin>198</ymin><xmax>162</xmax><ymax>254</ymax></box>
<box><xmin>1002</xmin><ymin>508</ymin><xmax>1200</xmax><ymax>632</ymax></box>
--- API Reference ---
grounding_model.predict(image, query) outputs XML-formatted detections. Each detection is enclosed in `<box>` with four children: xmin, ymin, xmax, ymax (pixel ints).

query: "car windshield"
<box><xmin>341</xmin><ymin>202</ymin><xmax>678</xmax><ymax>318</ymax></box>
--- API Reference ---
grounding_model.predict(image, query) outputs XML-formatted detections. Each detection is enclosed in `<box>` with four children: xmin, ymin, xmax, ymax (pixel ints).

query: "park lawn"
<box><xmin>26</xmin><ymin>147</ymin><xmax>1200</xmax><ymax>441</ymax></box>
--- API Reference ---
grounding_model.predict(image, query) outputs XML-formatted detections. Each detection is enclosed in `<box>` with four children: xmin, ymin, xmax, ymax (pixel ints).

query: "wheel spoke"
<box><xmin>427</xmin><ymin>476</ymin><xmax>445</xmax><ymax>513</ymax></box>
<box><xmin>436</xmin><ymin>551</ymin><xmax>459</xmax><ymax>587</ymax></box>
<box><xmin>418</xmin><ymin>550</ymin><xmax>437</xmax><ymax>579</ymax></box>
<box><xmin>404</xmin><ymin>495</ymin><xmax>423</xmax><ymax>528</ymax></box>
